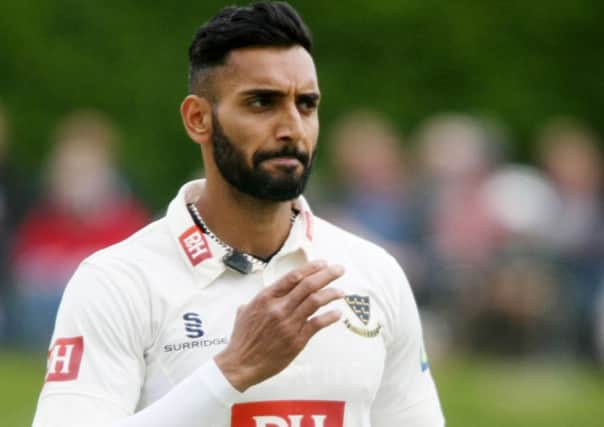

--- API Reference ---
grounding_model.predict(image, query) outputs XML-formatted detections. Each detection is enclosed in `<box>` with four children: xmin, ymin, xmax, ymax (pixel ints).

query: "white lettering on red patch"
<box><xmin>46</xmin><ymin>336</ymin><xmax>84</xmax><ymax>382</ymax></box>
<box><xmin>232</xmin><ymin>401</ymin><xmax>344</xmax><ymax>427</ymax></box>
<box><xmin>179</xmin><ymin>226</ymin><xmax>212</xmax><ymax>266</ymax></box>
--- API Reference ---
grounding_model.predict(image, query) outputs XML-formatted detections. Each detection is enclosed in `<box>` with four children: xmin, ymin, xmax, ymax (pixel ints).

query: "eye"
<box><xmin>297</xmin><ymin>95</ymin><xmax>319</xmax><ymax>113</ymax></box>
<box><xmin>248</xmin><ymin>94</ymin><xmax>273</xmax><ymax>109</ymax></box>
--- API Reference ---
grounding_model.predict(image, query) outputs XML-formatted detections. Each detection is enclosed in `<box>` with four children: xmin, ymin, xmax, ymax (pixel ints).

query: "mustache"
<box><xmin>253</xmin><ymin>145</ymin><xmax>310</xmax><ymax>168</ymax></box>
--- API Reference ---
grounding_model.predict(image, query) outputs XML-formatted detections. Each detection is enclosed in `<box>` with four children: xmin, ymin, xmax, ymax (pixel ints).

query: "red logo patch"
<box><xmin>231</xmin><ymin>400</ymin><xmax>344</xmax><ymax>427</ymax></box>
<box><xmin>179</xmin><ymin>226</ymin><xmax>212</xmax><ymax>266</ymax></box>
<box><xmin>46</xmin><ymin>336</ymin><xmax>84</xmax><ymax>382</ymax></box>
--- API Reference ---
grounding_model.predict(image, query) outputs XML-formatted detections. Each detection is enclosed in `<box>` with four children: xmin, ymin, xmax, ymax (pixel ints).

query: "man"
<box><xmin>33</xmin><ymin>2</ymin><xmax>444</xmax><ymax>426</ymax></box>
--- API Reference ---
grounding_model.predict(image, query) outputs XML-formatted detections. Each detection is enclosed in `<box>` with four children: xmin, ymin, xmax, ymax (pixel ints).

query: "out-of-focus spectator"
<box><xmin>536</xmin><ymin>117</ymin><xmax>604</xmax><ymax>357</ymax></box>
<box><xmin>412</xmin><ymin>114</ymin><xmax>504</xmax><ymax>302</ymax></box>
<box><xmin>482</xmin><ymin>165</ymin><xmax>560</xmax><ymax>240</ymax></box>
<box><xmin>319</xmin><ymin>110</ymin><xmax>419</xmax><ymax>273</ymax></box>
<box><xmin>470</xmin><ymin>165</ymin><xmax>570</xmax><ymax>355</ymax></box>
<box><xmin>537</xmin><ymin>118</ymin><xmax>604</xmax><ymax>260</ymax></box>
<box><xmin>0</xmin><ymin>103</ymin><xmax>29</xmax><ymax>342</ymax></box>
<box><xmin>9</xmin><ymin>109</ymin><xmax>150</xmax><ymax>348</ymax></box>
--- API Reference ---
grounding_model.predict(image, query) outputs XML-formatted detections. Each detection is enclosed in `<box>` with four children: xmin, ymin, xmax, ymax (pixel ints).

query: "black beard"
<box><xmin>211</xmin><ymin>112</ymin><xmax>315</xmax><ymax>202</ymax></box>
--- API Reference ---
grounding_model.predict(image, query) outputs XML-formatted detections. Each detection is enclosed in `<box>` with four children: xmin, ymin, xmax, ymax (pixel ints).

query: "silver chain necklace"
<box><xmin>187</xmin><ymin>203</ymin><xmax>297</xmax><ymax>274</ymax></box>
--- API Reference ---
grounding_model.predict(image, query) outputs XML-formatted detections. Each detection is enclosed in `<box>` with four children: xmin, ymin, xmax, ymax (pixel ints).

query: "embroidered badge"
<box><xmin>179</xmin><ymin>226</ymin><xmax>212</xmax><ymax>266</ymax></box>
<box><xmin>343</xmin><ymin>294</ymin><xmax>381</xmax><ymax>338</ymax></box>
<box><xmin>46</xmin><ymin>336</ymin><xmax>84</xmax><ymax>382</ymax></box>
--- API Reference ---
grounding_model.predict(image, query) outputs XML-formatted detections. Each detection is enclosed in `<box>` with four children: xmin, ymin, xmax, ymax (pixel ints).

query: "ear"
<box><xmin>180</xmin><ymin>95</ymin><xmax>213</xmax><ymax>145</ymax></box>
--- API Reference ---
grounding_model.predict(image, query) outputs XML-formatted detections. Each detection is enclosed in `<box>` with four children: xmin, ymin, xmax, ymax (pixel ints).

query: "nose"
<box><xmin>275</xmin><ymin>103</ymin><xmax>304</xmax><ymax>143</ymax></box>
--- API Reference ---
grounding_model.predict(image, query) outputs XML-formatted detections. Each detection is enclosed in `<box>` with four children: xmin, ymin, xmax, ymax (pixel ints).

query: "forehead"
<box><xmin>215</xmin><ymin>46</ymin><xmax>319</xmax><ymax>96</ymax></box>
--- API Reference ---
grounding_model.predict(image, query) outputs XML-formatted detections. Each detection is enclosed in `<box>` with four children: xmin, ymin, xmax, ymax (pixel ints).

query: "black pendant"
<box><xmin>223</xmin><ymin>250</ymin><xmax>253</xmax><ymax>275</ymax></box>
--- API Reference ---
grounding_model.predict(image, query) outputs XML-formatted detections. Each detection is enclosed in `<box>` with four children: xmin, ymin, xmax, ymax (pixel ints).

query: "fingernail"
<box><xmin>314</xmin><ymin>259</ymin><xmax>327</xmax><ymax>268</ymax></box>
<box><xmin>331</xmin><ymin>264</ymin><xmax>345</xmax><ymax>275</ymax></box>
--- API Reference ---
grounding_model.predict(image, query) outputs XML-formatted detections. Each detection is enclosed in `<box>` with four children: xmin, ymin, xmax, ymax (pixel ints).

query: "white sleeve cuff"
<box><xmin>34</xmin><ymin>360</ymin><xmax>246</xmax><ymax>427</ymax></box>
<box><xmin>196</xmin><ymin>358</ymin><xmax>244</xmax><ymax>406</ymax></box>
<box><xmin>107</xmin><ymin>359</ymin><xmax>243</xmax><ymax>427</ymax></box>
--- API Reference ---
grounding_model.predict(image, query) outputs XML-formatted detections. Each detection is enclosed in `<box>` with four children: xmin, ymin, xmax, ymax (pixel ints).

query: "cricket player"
<box><xmin>32</xmin><ymin>2</ymin><xmax>445</xmax><ymax>426</ymax></box>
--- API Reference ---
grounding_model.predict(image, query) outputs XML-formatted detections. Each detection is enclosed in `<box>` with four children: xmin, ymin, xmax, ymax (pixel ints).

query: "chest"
<box><xmin>140</xmin><ymin>267</ymin><xmax>389</xmax><ymax>409</ymax></box>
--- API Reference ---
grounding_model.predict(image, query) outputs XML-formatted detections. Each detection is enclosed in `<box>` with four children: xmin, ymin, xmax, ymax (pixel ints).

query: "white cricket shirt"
<box><xmin>33</xmin><ymin>179</ymin><xmax>444</xmax><ymax>427</ymax></box>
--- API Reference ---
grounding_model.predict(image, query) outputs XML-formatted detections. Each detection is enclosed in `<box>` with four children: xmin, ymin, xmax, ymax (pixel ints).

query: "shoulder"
<box><xmin>83</xmin><ymin>217</ymin><xmax>174</xmax><ymax>274</ymax></box>
<box><xmin>312</xmin><ymin>216</ymin><xmax>418</xmax><ymax>336</ymax></box>
<box><xmin>54</xmin><ymin>219</ymin><xmax>175</xmax><ymax>342</ymax></box>
<box><xmin>62</xmin><ymin>218</ymin><xmax>177</xmax><ymax>307</ymax></box>
<box><xmin>312</xmin><ymin>215</ymin><xmax>400</xmax><ymax>274</ymax></box>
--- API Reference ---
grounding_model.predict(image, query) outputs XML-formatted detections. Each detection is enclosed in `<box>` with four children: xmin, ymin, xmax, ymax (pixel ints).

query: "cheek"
<box><xmin>218</xmin><ymin>115</ymin><xmax>264</xmax><ymax>158</ymax></box>
<box><xmin>305</xmin><ymin>117</ymin><xmax>319</xmax><ymax>152</ymax></box>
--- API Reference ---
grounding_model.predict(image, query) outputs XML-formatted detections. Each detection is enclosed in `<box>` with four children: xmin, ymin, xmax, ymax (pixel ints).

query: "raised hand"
<box><xmin>214</xmin><ymin>260</ymin><xmax>345</xmax><ymax>392</ymax></box>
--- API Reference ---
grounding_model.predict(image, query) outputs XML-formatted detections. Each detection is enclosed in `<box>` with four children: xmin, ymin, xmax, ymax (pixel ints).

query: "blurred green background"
<box><xmin>3</xmin><ymin>352</ymin><xmax>603</xmax><ymax>426</ymax></box>
<box><xmin>2</xmin><ymin>0</ymin><xmax>603</xmax><ymax>209</ymax></box>
<box><xmin>2</xmin><ymin>1</ymin><xmax>604</xmax><ymax>425</ymax></box>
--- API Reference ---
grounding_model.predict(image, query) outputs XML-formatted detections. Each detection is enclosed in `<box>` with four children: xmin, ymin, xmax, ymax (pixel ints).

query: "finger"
<box><xmin>284</xmin><ymin>264</ymin><xmax>345</xmax><ymax>310</ymax></box>
<box><xmin>291</xmin><ymin>287</ymin><xmax>344</xmax><ymax>322</ymax></box>
<box><xmin>268</xmin><ymin>259</ymin><xmax>327</xmax><ymax>297</ymax></box>
<box><xmin>300</xmin><ymin>309</ymin><xmax>342</xmax><ymax>341</ymax></box>
<box><xmin>235</xmin><ymin>304</ymin><xmax>246</xmax><ymax>319</ymax></box>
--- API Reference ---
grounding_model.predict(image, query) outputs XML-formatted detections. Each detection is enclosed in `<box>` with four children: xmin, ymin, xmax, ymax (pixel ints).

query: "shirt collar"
<box><xmin>280</xmin><ymin>193</ymin><xmax>316</xmax><ymax>261</ymax></box>
<box><xmin>166</xmin><ymin>179</ymin><xmax>316</xmax><ymax>288</ymax></box>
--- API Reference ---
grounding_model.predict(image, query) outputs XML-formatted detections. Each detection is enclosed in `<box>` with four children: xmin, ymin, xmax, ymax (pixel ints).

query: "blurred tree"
<box><xmin>1</xmin><ymin>0</ymin><xmax>603</xmax><ymax>208</ymax></box>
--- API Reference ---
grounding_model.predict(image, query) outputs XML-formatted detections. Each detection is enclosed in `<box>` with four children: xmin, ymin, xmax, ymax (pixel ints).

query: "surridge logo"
<box><xmin>183</xmin><ymin>312</ymin><xmax>204</xmax><ymax>338</ymax></box>
<box><xmin>163</xmin><ymin>312</ymin><xmax>228</xmax><ymax>352</ymax></box>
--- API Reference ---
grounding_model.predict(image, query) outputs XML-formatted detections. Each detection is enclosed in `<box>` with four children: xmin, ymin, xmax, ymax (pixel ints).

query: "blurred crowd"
<box><xmin>2</xmin><ymin>103</ymin><xmax>604</xmax><ymax>364</ymax></box>
<box><xmin>312</xmin><ymin>110</ymin><xmax>604</xmax><ymax>363</ymax></box>
<box><xmin>0</xmin><ymin>106</ymin><xmax>150</xmax><ymax>348</ymax></box>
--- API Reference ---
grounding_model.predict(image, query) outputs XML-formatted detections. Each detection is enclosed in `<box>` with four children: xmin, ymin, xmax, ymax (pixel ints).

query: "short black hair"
<box><xmin>188</xmin><ymin>1</ymin><xmax>312</xmax><ymax>94</ymax></box>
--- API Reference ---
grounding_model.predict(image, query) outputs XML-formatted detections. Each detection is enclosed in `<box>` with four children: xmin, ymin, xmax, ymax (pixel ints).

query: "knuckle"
<box><xmin>307</xmin><ymin>293</ymin><xmax>322</xmax><ymax>308</ymax></box>
<box><xmin>301</xmin><ymin>277</ymin><xmax>320</xmax><ymax>293</ymax></box>
<box><xmin>267</xmin><ymin>305</ymin><xmax>284</xmax><ymax>321</ymax></box>
<box><xmin>288</xmin><ymin>271</ymin><xmax>303</xmax><ymax>284</ymax></box>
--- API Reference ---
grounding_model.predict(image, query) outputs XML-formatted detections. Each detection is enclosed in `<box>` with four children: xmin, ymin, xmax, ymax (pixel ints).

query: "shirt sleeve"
<box><xmin>370</xmin><ymin>255</ymin><xmax>445</xmax><ymax>427</ymax></box>
<box><xmin>32</xmin><ymin>261</ymin><xmax>243</xmax><ymax>427</ymax></box>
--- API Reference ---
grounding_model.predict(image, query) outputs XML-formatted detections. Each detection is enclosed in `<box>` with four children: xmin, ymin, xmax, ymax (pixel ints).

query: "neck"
<box><xmin>196</xmin><ymin>177</ymin><xmax>296</xmax><ymax>259</ymax></box>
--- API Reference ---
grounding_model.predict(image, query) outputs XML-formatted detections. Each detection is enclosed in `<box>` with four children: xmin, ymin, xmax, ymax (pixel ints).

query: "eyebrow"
<box><xmin>239</xmin><ymin>88</ymin><xmax>321</xmax><ymax>100</ymax></box>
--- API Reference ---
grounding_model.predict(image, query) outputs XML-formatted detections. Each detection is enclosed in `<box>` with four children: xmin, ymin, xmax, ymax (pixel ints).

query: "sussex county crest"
<box><xmin>343</xmin><ymin>294</ymin><xmax>381</xmax><ymax>338</ymax></box>
<box><xmin>345</xmin><ymin>295</ymin><xmax>371</xmax><ymax>325</ymax></box>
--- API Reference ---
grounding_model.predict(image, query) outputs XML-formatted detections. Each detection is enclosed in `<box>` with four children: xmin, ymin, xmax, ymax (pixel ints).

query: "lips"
<box><xmin>263</xmin><ymin>157</ymin><xmax>302</xmax><ymax>167</ymax></box>
<box><xmin>253</xmin><ymin>147</ymin><xmax>309</xmax><ymax>168</ymax></box>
